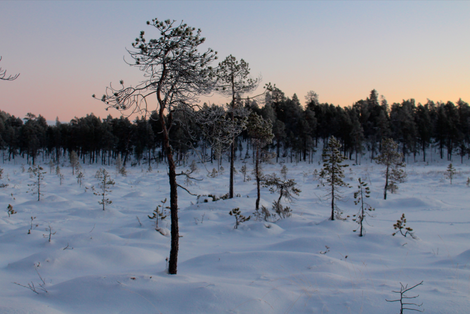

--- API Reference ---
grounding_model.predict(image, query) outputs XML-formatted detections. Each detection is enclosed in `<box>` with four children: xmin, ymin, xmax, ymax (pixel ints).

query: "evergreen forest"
<box><xmin>1</xmin><ymin>89</ymin><xmax>469</xmax><ymax>166</ymax></box>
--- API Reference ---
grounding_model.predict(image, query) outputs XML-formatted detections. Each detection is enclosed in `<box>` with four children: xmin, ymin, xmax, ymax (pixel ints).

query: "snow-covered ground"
<box><xmin>1</xmin><ymin>156</ymin><xmax>469</xmax><ymax>313</ymax></box>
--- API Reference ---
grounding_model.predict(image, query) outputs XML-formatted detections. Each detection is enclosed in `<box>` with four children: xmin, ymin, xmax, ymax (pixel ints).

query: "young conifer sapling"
<box><xmin>7</xmin><ymin>204</ymin><xmax>16</xmax><ymax>217</ymax></box>
<box><xmin>375</xmin><ymin>138</ymin><xmax>406</xmax><ymax>200</ymax></box>
<box><xmin>148</xmin><ymin>198</ymin><xmax>169</xmax><ymax>230</ymax></box>
<box><xmin>392</xmin><ymin>213</ymin><xmax>416</xmax><ymax>239</ymax></box>
<box><xmin>263</xmin><ymin>173</ymin><xmax>301</xmax><ymax>219</ymax></box>
<box><xmin>28</xmin><ymin>165</ymin><xmax>46</xmax><ymax>201</ymax></box>
<box><xmin>444</xmin><ymin>163</ymin><xmax>457</xmax><ymax>185</ymax></box>
<box><xmin>229</xmin><ymin>208</ymin><xmax>250</xmax><ymax>229</ymax></box>
<box><xmin>93</xmin><ymin>168</ymin><xmax>115</xmax><ymax>210</ymax></box>
<box><xmin>353</xmin><ymin>178</ymin><xmax>375</xmax><ymax>237</ymax></box>
<box><xmin>318</xmin><ymin>136</ymin><xmax>350</xmax><ymax>220</ymax></box>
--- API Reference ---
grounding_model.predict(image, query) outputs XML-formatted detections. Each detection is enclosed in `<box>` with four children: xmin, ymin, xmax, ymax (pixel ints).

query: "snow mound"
<box><xmin>122</xmin><ymin>191</ymin><xmax>147</xmax><ymax>198</ymax></box>
<box><xmin>455</xmin><ymin>249</ymin><xmax>470</xmax><ymax>264</ymax></box>
<box><xmin>43</xmin><ymin>195</ymin><xmax>68</xmax><ymax>202</ymax></box>
<box><xmin>7</xmin><ymin>246</ymin><xmax>165</xmax><ymax>275</ymax></box>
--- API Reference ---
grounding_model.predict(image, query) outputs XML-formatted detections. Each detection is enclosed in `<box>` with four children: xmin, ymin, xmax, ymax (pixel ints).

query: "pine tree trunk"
<box><xmin>160</xmin><ymin>106</ymin><xmax>179</xmax><ymax>275</ymax></box>
<box><xmin>384</xmin><ymin>165</ymin><xmax>389</xmax><ymax>200</ymax></box>
<box><xmin>422</xmin><ymin>141</ymin><xmax>426</xmax><ymax>162</ymax></box>
<box><xmin>229</xmin><ymin>138</ymin><xmax>234</xmax><ymax>199</ymax></box>
<box><xmin>229</xmin><ymin>82</ymin><xmax>235</xmax><ymax>199</ymax></box>
<box><xmin>38</xmin><ymin>174</ymin><xmax>41</xmax><ymax>201</ymax></box>
<box><xmin>167</xmin><ymin>143</ymin><xmax>179</xmax><ymax>275</ymax></box>
<box><xmin>330</xmin><ymin>168</ymin><xmax>335</xmax><ymax>220</ymax></box>
<box><xmin>359</xmin><ymin>189</ymin><xmax>364</xmax><ymax>237</ymax></box>
<box><xmin>276</xmin><ymin>139</ymin><xmax>280</xmax><ymax>163</ymax></box>
<box><xmin>255</xmin><ymin>146</ymin><xmax>260</xmax><ymax>210</ymax></box>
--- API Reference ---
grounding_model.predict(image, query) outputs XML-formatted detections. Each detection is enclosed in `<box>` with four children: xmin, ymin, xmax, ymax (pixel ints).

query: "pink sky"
<box><xmin>1</xmin><ymin>1</ymin><xmax>469</xmax><ymax>121</ymax></box>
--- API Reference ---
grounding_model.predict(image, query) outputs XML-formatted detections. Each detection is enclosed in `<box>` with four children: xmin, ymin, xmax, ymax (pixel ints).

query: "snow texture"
<box><xmin>1</xmin><ymin>157</ymin><xmax>469</xmax><ymax>313</ymax></box>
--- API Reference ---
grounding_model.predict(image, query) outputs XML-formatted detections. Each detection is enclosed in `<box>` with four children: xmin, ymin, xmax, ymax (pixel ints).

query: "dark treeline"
<box><xmin>1</xmin><ymin>89</ymin><xmax>469</xmax><ymax>166</ymax></box>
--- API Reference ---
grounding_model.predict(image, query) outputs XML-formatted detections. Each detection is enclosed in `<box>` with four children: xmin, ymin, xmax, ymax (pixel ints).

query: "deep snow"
<box><xmin>1</xmin><ymin>156</ymin><xmax>469</xmax><ymax>313</ymax></box>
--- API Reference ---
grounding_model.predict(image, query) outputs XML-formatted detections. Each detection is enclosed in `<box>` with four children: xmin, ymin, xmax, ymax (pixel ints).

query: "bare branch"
<box><xmin>386</xmin><ymin>281</ymin><xmax>424</xmax><ymax>313</ymax></box>
<box><xmin>177</xmin><ymin>183</ymin><xmax>198</xmax><ymax>196</ymax></box>
<box><xmin>0</xmin><ymin>56</ymin><xmax>20</xmax><ymax>81</ymax></box>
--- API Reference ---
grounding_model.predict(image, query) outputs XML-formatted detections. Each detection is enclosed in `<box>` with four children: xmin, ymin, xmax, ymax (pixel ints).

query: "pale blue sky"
<box><xmin>1</xmin><ymin>1</ymin><xmax>469</xmax><ymax>121</ymax></box>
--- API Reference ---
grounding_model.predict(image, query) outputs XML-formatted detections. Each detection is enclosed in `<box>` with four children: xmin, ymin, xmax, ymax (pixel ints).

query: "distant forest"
<box><xmin>1</xmin><ymin>89</ymin><xmax>469</xmax><ymax>166</ymax></box>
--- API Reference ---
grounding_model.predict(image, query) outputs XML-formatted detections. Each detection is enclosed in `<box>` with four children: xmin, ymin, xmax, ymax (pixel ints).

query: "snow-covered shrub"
<box><xmin>229</xmin><ymin>208</ymin><xmax>250</xmax><ymax>229</ymax></box>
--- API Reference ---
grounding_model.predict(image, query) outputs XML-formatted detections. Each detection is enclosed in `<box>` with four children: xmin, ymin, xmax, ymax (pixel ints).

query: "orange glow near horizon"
<box><xmin>1</xmin><ymin>1</ymin><xmax>469</xmax><ymax>121</ymax></box>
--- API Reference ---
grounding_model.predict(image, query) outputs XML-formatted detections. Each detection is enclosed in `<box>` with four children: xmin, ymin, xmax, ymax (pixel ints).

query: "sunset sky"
<box><xmin>1</xmin><ymin>1</ymin><xmax>469</xmax><ymax>122</ymax></box>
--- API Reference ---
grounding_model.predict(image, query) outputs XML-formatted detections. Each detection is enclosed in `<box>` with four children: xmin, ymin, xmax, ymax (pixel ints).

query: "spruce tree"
<box><xmin>319</xmin><ymin>136</ymin><xmax>349</xmax><ymax>220</ymax></box>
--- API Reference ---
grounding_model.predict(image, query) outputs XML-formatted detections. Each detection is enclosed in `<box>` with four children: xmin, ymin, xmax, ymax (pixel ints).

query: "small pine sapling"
<box><xmin>258</xmin><ymin>204</ymin><xmax>275</xmax><ymax>222</ymax></box>
<box><xmin>319</xmin><ymin>136</ymin><xmax>350</xmax><ymax>220</ymax></box>
<box><xmin>229</xmin><ymin>208</ymin><xmax>250</xmax><ymax>229</ymax></box>
<box><xmin>280</xmin><ymin>164</ymin><xmax>288</xmax><ymax>180</ymax></box>
<box><xmin>119</xmin><ymin>166</ymin><xmax>127</xmax><ymax>177</ymax></box>
<box><xmin>466</xmin><ymin>177</ymin><xmax>470</xmax><ymax>187</ymax></box>
<box><xmin>115</xmin><ymin>155</ymin><xmax>122</xmax><ymax>173</ymax></box>
<box><xmin>47</xmin><ymin>159</ymin><xmax>55</xmax><ymax>174</ymax></box>
<box><xmin>43</xmin><ymin>225</ymin><xmax>56</xmax><ymax>243</ymax></box>
<box><xmin>0</xmin><ymin>167</ymin><xmax>7</xmax><ymax>188</ymax></box>
<box><xmin>28</xmin><ymin>165</ymin><xmax>46</xmax><ymax>201</ymax></box>
<box><xmin>375</xmin><ymin>138</ymin><xmax>406</xmax><ymax>200</ymax></box>
<box><xmin>444</xmin><ymin>163</ymin><xmax>457</xmax><ymax>184</ymax></box>
<box><xmin>148</xmin><ymin>198</ymin><xmax>169</xmax><ymax>230</ymax></box>
<box><xmin>388</xmin><ymin>181</ymin><xmax>399</xmax><ymax>194</ymax></box>
<box><xmin>189</xmin><ymin>160</ymin><xmax>198</xmax><ymax>173</ymax></box>
<box><xmin>76</xmin><ymin>171</ymin><xmax>84</xmax><ymax>186</ymax></box>
<box><xmin>263</xmin><ymin>173</ymin><xmax>301</xmax><ymax>219</ymax></box>
<box><xmin>116</xmin><ymin>155</ymin><xmax>127</xmax><ymax>176</ymax></box>
<box><xmin>240</xmin><ymin>164</ymin><xmax>247</xmax><ymax>182</ymax></box>
<box><xmin>208</xmin><ymin>168</ymin><xmax>218</xmax><ymax>178</ymax></box>
<box><xmin>55</xmin><ymin>165</ymin><xmax>61</xmax><ymax>176</ymax></box>
<box><xmin>352</xmin><ymin>178</ymin><xmax>375</xmax><ymax>237</ymax></box>
<box><xmin>312</xmin><ymin>169</ymin><xmax>319</xmax><ymax>180</ymax></box>
<box><xmin>93</xmin><ymin>168</ymin><xmax>115</xmax><ymax>210</ymax></box>
<box><xmin>7</xmin><ymin>204</ymin><xmax>16</xmax><ymax>217</ymax></box>
<box><xmin>27</xmin><ymin>216</ymin><xmax>38</xmax><ymax>234</ymax></box>
<box><xmin>393</xmin><ymin>213</ymin><xmax>416</xmax><ymax>239</ymax></box>
<box><xmin>69</xmin><ymin>151</ymin><xmax>79</xmax><ymax>175</ymax></box>
<box><xmin>247</xmin><ymin>112</ymin><xmax>274</xmax><ymax>211</ymax></box>
<box><xmin>386</xmin><ymin>281</ymin><xmax>424</xmax><ymax>314</ymax></box>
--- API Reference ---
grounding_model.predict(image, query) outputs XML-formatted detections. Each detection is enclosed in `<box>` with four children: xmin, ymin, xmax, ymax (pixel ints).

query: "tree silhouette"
<box><xmin>319</xmin><ymin>136</ymin><xmax>350</xmax><ymax>220</ymax></box>
<box><xmin>247</xmin><ymin>112</ymin><xmax>273</xmax><ymax>211</ymax></box>
<box><xmin>215</xmin><ymin>55</ymin><xmax>258</xmax><ymax>198</ymax></box>
<box><xmin>376</xmin><ymin>138</ymin><xmax>406</xmax><ymax>200</ymax></box>
<box><xmin>0</xmin><ymin>56</ymin><xmax>19</xmax><ymax>81</ymax></box>
<box><xmin>95</xmin><ymin>19</ymin><xmax>217</xmax><ymax>275</ymax></box>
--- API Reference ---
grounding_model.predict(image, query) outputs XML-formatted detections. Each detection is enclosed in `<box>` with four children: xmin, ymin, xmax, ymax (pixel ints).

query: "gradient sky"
<box><xmin>1</xmin><ymin>1</ymin><xmax>469</xmax><ymax>122</ymax></box>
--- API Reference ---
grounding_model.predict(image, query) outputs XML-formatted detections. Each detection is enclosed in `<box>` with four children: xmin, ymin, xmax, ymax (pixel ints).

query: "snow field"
<box><xmin>0</xmin><ymin>158</ymin><xmax>469</xmax><ymax>313</ymax></box>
